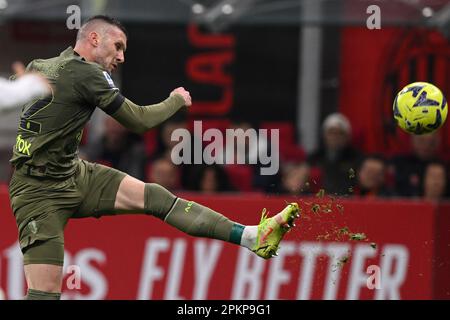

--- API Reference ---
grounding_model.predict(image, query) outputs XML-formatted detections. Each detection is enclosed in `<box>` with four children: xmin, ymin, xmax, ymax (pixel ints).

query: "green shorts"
<box><xmin>8</xmin><ymin>160</ymin><xmax>126</xmax><ymax>266</ymax></box>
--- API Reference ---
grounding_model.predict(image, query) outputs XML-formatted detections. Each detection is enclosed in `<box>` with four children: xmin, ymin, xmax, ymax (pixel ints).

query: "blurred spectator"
<box><xmin>271</xmin><ymin>162</ymin><xmax>312</xmax><ymax>195</ymax></box>
<box><xmin>391</xmin><ymin>132</ymin><xmax>442</xmax><ymax>197</ymax></box>
<box><xmin>353</xmin><ymin>154</ymin><xmax>392</xmax><ymax>198</ymax></box>
<box><xmin>146</xmin><ymin>157</ymin><xmax>181</xmax><ymax>190</ymax></box>
<box><xmin>152</xmin><ymin>118</ymin><xmax>199</xmax><ymax>189</ymax></box>
<box><xmin>185</xmin><ymin>165</ymin><xmax>234</xmax><ymax>193</ymax></box>
<box><xmin>421</xmin><ymin>161</ymin><xmax>448</xmax><ymax>201</ymax></box>
<box><xmin>83</xmin><ymin>117</ymin><xmax>146</xmax><ymax>180</ymax></box>
<box><xmin>229</xmin><ymin>119</ymin><xmax>266</xmax><ymax>165</ymax></box>
<box><xmin>153</xmin><ymin>118</ymin><xmax>188</xmax><ymax>161</ymax></box>
<box><xmin>227</xmin><ymin>119</ymin><xmax>274</xmax><ymax>192</ymax></box>
<box><xmin>217</xmin><ymin>119</ymin><xmax>262</xmax><ymax>165</ymax></box>
<box><xmin>307</xmin><ymin>113</ymin><xmax>362</xmax><ymax>195</ymax></box>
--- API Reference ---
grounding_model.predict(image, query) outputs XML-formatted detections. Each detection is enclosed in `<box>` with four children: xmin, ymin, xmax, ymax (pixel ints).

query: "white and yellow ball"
<box><xmin>393</xmin><ymin>82</ymin><xmax>448</xmax><ymax>134</ymax></box>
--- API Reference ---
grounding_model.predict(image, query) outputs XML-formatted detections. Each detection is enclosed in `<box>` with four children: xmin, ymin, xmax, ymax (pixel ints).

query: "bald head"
<box><xmin>74</xmin><ymin>15</ymin><xmax>127</xmax><ymax>73</ymax></box>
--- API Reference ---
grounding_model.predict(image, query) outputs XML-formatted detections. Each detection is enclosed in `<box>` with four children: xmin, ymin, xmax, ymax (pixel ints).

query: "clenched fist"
<box><xmin>170</xmin><ymin>87</ymin><xmax>192</xmax><ymax>107</ymax></box>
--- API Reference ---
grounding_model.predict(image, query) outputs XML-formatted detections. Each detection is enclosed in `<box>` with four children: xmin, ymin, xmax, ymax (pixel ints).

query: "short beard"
<box><xmin>94</xmin><ymin>56</ymin><xmax>109</xmax><ymax>72</ymax></box>
<box><xmin>93</xmin><ymin>42</ymin><xmax>111</xmax><ymax>72</ymax></box>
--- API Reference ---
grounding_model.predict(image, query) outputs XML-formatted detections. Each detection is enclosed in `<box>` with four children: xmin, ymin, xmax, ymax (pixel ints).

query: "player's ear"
<box><xmin>88</xmin><ymin>31</ymin><xmax>100</xmax><ymax>47</ymax></box>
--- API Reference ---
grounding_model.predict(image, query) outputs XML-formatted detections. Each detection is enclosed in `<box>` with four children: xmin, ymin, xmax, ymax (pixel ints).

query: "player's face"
<box><xmin>95</xmin><ymin>26</ymin><xmax>127</xmax><ymax>73</ymax></box>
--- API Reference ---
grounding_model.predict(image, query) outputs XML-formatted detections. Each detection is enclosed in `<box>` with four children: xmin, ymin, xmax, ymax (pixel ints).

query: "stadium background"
<box><xmin>0</xmin><ymin>0</ymin><xmax>450</xmax><ymax>299</ymax></box>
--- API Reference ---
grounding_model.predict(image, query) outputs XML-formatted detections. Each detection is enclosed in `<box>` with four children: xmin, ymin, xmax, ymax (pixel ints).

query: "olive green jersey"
<box><xmin>10</xmin><ymin>47</ymin><xmax>125</xmax><ymax>178</ymax></box>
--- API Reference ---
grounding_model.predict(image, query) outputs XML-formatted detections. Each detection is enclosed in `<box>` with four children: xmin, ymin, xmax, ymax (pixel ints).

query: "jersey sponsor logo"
<box><xmin>103</xmin><ymin>71</ymin><xmax>116</xmax><ymax>89</ymax></box>
<box><xmin>15</xmin><ymin>135</ymin><xmax>32</xmax><ymax>156</ymax></box>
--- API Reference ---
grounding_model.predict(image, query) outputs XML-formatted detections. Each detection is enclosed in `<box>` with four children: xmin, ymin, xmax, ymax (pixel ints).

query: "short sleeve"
<box><xmin>73</xmin><ymin>63</ymin><xmax>125</xmax><ymax>114</ymax></box>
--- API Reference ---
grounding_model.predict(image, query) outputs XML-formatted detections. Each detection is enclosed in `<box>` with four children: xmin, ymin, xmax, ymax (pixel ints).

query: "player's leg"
<box><xmin>9</xmin><ymin>173</ymin><xmax>78</xmax><ymax>300</ymax></box>
<box><xmin>20</xmin><ymin>238</ymin><xmax>66</xmax><ymax>299</ymax></box>
<box><xmin>114</xmin><ymin>175</ymin><xmax>300</xmax><ymax>259</ymax></box>
<box><xmin>76</xmin><ymin>160</ymin><xmax>300</xmax><ymax>259</ymax></box>
<box><xmin>24</xmin><ymin>264</ymin><xmax>63</xmax><ymax>299</ymax></box>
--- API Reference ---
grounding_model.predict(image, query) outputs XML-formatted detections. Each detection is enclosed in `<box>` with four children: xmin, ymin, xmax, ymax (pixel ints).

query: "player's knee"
<box><xmin>144</xmin><ymin>183</ymin><xmax>177</xmax><ymax>220</ymax></box>
<box><xmin>24</xmin><ymin>265</ymin><xmax>63</xmax><ymax>294</ymax></box>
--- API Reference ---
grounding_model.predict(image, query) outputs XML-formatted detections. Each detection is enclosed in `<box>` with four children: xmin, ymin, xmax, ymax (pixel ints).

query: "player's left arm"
<box><xmin>74</xmin><ymin>64</ymin><xmax>191</xmax><ymax>134</ymax></box>
<box><xmin>111</xmin><ymin>89</ymin><xmax>189</xmax><ymax>134</ymax></box>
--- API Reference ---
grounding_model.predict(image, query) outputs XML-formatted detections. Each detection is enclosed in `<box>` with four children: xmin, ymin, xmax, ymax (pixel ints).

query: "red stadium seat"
<box><xmin>223</xmin><ymin>164</ymin><xmax>254</xmax><ymax>192</ymax></box>
<box><xmin>143</xmin><ymin>129</ymin><xmax>158</xmax><ymax>156</ymax></box>
<box><xmin>260</xmin><ymin>121</ymin><xmax>295</xmax><ymax>145</ymax></box>
<box><xmin>260</xmin><ymin>121</ymin><xmax>305</xmax><ymax>162</ymax></box>
<box><xmin>187</xmin><ymin>119</ymin><xmax>231</xmax><ymax>135</ymax></box>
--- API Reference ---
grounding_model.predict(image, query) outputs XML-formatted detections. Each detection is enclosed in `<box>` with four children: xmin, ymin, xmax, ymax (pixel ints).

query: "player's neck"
<box><xmin>73</xmin><ymin>43</ymin><xmax>95</xmax><ymax>63</ymax></box>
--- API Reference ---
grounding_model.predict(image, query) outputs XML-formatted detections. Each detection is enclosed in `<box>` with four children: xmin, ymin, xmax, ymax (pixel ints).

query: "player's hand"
<box><xmin>170</xmin><ymin>87</ymin><xmax>192</xmax><ymax>107</ymax></box>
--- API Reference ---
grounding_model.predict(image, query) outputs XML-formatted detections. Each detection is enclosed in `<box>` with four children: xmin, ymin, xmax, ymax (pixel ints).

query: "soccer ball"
<box><xmin>393</xmin><ymin>82</ymin><xmax>448</xmax><ymax>134</ymax></box>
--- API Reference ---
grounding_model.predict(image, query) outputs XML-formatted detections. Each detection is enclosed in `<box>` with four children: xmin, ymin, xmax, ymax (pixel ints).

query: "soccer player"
<box><xmin>8</xmin><ymin>15</ymin><xmax>300</xmax><ymax>300</ymax></box>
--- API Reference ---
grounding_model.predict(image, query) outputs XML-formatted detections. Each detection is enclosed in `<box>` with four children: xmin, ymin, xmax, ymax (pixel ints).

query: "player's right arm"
<box><xmin>74</xmin><ymin>62</ymin><xmax>191</xmax><ymax>134</ymax></box>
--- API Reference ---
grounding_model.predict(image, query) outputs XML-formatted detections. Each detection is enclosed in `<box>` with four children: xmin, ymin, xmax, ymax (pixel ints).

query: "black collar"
<box><xmin>73</xmin><ymin>49</ymin><xmax>86</xmax><ymax>61</ymax></box>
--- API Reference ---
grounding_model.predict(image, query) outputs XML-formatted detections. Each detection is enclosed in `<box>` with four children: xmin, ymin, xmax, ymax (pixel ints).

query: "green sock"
<box><xmin>164</xmin><ymin>198</ymin><xmax>237</xmax><ymax>242</ymax></box>
<box><xmin>144</xmin><ymin>183</ymin><xmax>245</xmax><ymax>244</ymax></box>
<box><xmin>25</xmin><ymin>289</ymin><xmax>61</xmax><ymax>300</ymax></box>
